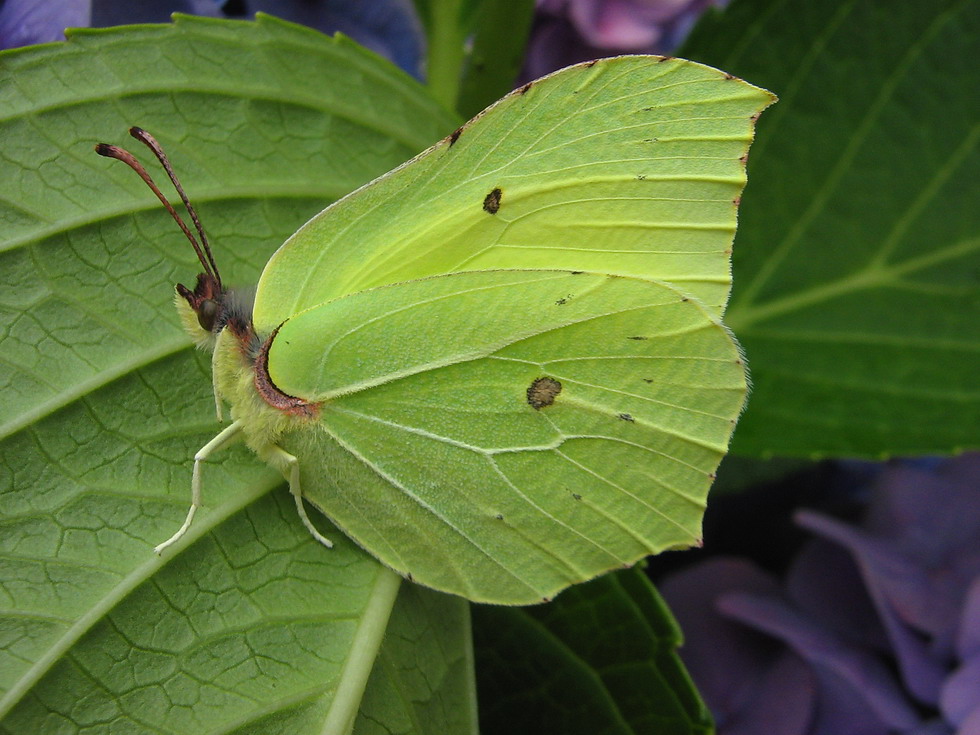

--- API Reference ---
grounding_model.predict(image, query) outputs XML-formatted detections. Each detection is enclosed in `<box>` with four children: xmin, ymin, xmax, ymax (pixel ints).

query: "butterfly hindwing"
<box><xmin>268</xmin><ymin>269</ymin><xmax>745</xmax><ymax>603</ymax></box>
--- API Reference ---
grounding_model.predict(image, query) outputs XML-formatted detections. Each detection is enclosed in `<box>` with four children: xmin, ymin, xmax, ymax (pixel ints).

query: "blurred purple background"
<box><xmin>0</xmin><ymin>0</ymin><xmax>724</xmax><ymax>81</ymax></box>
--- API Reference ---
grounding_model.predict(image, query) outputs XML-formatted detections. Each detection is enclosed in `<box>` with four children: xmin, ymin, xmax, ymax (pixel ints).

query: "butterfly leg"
<box><xmin>154</xmin><ymin>420</ymin><xmax>244</xmax><ymax>554</ymax></box>
<box><xmin>267</xmin><ymin>445</ymin><xmax>334</xmax><ymax>549</ymax></box>
<box><xmin>211</xmin><ymin>348</ymin><xmax>224</xmax><ymax>422</ymax></box>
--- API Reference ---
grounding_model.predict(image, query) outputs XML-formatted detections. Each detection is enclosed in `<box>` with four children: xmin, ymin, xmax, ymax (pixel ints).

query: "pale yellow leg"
<box><xmin>267</xmin><ymin>445</ymin><xmax>334</xmax><ymax>549</ymax></box>
<box><xmin>211</xmin><ymin>348</ymin><xmax>224</xmax><ymax>422</ymax></box>
<box><xmin>154</xmin><ymin>420</ymin><xmax>243</xmax><ymax>554</ymax></box>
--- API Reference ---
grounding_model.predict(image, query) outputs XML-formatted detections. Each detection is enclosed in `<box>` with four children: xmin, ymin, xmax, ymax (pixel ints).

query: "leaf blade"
<box><xmin>473</xmin><ymin>568</ymin><xmax>713</xmax><ymax>735</ymax></box>
<box><xmin>682</xmin><ymin>0</ymin><xmax>980</xmax><ymax>455</ymax></box>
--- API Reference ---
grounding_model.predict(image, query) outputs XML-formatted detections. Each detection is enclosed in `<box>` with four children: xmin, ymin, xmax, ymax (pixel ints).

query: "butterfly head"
<box><xmin>175</xmin><ymin>274</ymin><xmax>256</xmax><ymax>351</ymax></box>
<box><xmin>96</xmin><ymin>127</ymin><xmax>256</xmax><ymax>352</ymax></box>
<box><xmin>175</xmin><ymin>272</ymin><xmax>226</xmax><ymax>349</ymax></box>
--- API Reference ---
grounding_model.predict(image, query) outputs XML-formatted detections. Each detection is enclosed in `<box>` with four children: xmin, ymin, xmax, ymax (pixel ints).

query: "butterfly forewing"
<box><xmin>252</xmin><ymin>56</ymin><xmax>776</xmax><ymax>333</ymax></box>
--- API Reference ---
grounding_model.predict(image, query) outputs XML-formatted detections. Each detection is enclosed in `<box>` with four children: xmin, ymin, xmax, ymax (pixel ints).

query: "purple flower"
<box><xmin>662</xmin><ymin>454</ymin><xmax>980</xmax><ymax>735</ymax></box>
<box><xmin>524</xmin><ymin>0</ymin><xmax>724</xmax><ymax>79</ymax></box>
<box><xmin>0</xmin><ymin>0</ymin><xmax>91</xmax><ymax>50</ymax></box>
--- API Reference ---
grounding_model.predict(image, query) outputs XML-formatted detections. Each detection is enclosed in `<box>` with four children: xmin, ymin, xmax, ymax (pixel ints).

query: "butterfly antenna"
<box><xmin>95</xmin><ymin>138</ymin><xmax>220</xmax><ymax>288</ymax></box>
<box><xmin>128</xmin><ymin>128</ymin><xmax>221</xmax><ymax>289</ymax></box>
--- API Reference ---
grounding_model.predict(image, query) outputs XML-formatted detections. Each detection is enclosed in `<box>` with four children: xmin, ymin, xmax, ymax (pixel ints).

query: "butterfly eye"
<box><xmin>198</xmin><ymin>299</ymin><xmax>220</xmax><ymax>331</ymax></box>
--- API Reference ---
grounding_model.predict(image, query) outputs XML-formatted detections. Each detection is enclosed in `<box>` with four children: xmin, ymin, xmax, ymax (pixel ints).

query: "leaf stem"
<box><xmin>321</xmin><ymin>566</ymin><xmax>403</xmax><ymax>735</ymax></box>
<box><xmin>425</xmin><ymin>0</ymin><xmax>466</xmax><ymax>111</ymax></box>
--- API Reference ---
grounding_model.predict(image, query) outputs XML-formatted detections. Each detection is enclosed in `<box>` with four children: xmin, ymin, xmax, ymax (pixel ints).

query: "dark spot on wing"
<box><xmin>527</xmin><ymin>377</ymin><xmax>562</xmax><ymax>409</ymax></box>
<box><xmin>618</xmin><ymin>413</ymin><xmax>635</xmax><ymax>423</ymax></box>
<box><xmin>449</xmin><ymin>127</ymin><xmax>463</xmax><ymax>146</ymax></box>
<box><xmin>483</xmin><ymin>187</ymin><xmax>502</xmax><ymax>214</ymax></box>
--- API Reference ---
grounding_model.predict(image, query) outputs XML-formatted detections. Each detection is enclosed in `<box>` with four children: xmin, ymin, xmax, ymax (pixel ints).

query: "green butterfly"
<box><xmin>98</xmin><ymin>56</ymin><xmax>774</xmax><ymax>605</ymax></box>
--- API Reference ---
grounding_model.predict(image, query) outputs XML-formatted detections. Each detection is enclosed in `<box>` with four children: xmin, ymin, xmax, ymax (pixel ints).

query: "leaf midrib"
<box><xmin>728</xmin><ymin>234</ymin><xmax>980</xmax><ymax>330</ymax></box>
<box><xmin>0</xmin><ymin>185</ymin><xmax>359</xmax><ymax>255</ymax></box>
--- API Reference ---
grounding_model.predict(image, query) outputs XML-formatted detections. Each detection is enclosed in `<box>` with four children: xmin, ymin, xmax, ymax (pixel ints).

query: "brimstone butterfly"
<box><xmin>97</xmin><ymin>56</ymin><xmax>774</xmax><ymax>605</ymax></box>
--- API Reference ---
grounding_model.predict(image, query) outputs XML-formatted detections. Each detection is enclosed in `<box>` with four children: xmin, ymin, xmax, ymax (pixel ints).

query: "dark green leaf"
<box><xmin>473</xmin><ymin>568</ymin><xmax>712</xmax><ymax>735</ymax></box>
<box><xmin>682</xmin><ymin>0</ymin><xmax>980</xmax><ymax>456</ymax></box>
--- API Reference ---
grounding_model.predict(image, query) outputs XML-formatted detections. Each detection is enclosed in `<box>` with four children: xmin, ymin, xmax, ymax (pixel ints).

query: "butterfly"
<box><xmin>97</xmin><ymin>56</ymin><xmax>774</xmax><ymax>604</ymax></box>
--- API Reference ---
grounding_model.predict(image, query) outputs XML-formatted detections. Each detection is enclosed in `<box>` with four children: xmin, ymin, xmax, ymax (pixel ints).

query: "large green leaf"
<box><xmin>682</xmin><ymin>0</ymin><xmax>980</xmax><ymax>456</ymax></box>
<box><xmin>473</xmin><ymin>567</ymin><xmax>712</xmax><ymax>735</ymax></box>
<box><xmin>0</xmin><ymin>15</ymin><xmax>474</xmax><ymax>732</ymax></box>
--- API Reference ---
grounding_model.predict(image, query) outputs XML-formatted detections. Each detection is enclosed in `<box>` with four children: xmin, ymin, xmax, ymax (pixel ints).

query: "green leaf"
<box><xmin>412</xmin><ymin>0</ymin><xmax>473</xmax><ymax>109</ymax></box>
<box><xmin>414</xmin><ymin>0</ymin><xmax>535</xmax><ymax>115</ymax></box>
<box><xmin>0</xmin><ymin>15</ymin><xmax>472</xmax><ymax>732</ymax></box>
<box><xmin>0</xmin><ymin>13</ymin><xmax>458</xmax><ymax>441</ymax></box>
<box><xmin>681</xmin><ymin>0</ymin><xmax>980</xmax><ymax>456</ymax></box>
<box><xmin>473</xmin><ymin>567</ymin><xmax>712</xmax><ymax>735</ymax></box>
